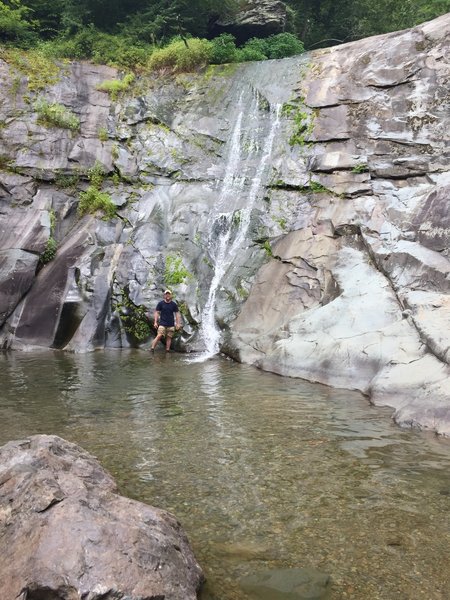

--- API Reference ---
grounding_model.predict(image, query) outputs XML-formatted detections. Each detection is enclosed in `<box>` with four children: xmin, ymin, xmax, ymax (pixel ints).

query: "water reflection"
<box><xmin>0</xmin><ymin>350</ymin><xmax>449</xmax><ymax>600</ymax></box>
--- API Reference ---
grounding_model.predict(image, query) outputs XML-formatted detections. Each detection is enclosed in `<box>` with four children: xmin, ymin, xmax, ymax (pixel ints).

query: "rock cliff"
<box><xmin>0</xmin><ymin>15</ymin><xmax>449</xmax><ymax>433</ymax></box>
<box><xmin>210</xmin><ymin>0</ymin><xmax>290</xmax><ymax>43</ymax></box>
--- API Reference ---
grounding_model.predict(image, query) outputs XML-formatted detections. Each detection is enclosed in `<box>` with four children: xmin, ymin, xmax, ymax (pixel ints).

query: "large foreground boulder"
<box><xmin>0</xmin><ymin>435</ymin><xmax>204</xmax><ymax>600</ymax></box>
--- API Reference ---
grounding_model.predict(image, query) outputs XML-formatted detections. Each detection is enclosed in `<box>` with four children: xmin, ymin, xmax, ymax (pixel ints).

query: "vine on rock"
<box><xmin>114</xmin><ymin>287</ymin><xmax>151</xmax><ymax>342</ymax></box>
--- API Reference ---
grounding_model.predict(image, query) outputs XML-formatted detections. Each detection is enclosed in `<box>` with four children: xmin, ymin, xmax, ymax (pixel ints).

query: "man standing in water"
<box><xmin>150</xmin><ymin>290</ymin><xmax>181</xmax><ymax>352</ymax></box>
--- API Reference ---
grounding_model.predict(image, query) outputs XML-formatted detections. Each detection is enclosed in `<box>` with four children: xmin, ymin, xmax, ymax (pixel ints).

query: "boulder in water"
<box><xmin>0</xmin><ymin>435</ymin><xmax>204</xmax><ymax>600</ymax></box>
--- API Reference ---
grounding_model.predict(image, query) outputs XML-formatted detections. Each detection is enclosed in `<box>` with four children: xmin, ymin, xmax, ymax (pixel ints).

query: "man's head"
<box><xmin>164</xmin><ymin>289</ymin><xmax>172</xmax><ymax>300</ymax></box>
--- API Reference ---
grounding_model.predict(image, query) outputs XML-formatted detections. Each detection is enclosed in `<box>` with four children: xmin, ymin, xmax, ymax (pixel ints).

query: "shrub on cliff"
<box><xmin>39</xmin><ymin>236</ymin><xmax>57</xmax><ymax>265</ymax></box>
<box><xmin>236</xmin><ymin>38</ymin><xmax>267</xmax><ymax>62</ymax></box>
<box><xmin>209</xmin><ymin>33</ymin><xmax>238</xmax><ymax>64</ymax></box>
<box><xmin>262</xmin><ymin>33</ymin><xmax>305</xmax><ymax>58</ymax></box>
<box><xmin>35</xmin><ymin>100</ymin><xmax>80</xmax><ymax>130</ymax></box>
<box><xmin>148</xmin><ymin>37</ymin><xmax>212</xmax><ymax>72</ymax></box>
<box><xmin>78</xmin><ymin>161</ymin><xmax>116</xmax><ymax>219</ymax></box>
<box><xmin>147</xmin><ymin>32</ymin><xmax>305</xmax><ymax>72</ymax></box>
<box><xmin>97</xmin><ymin>73</ymin><xmax>135</xmax><ymax>101</ymax></box>
<box><xmin>236</xmin><ymin>33</ymin><xmax>305</xmax><ymax>61</ymax></box>
<box><xmin>78</xmin><ymin>187</ymin><xmax>116</xmax><ymax>219</ymax></box>
<box><xmin>205</xmin><ymin>31</ymin><xmax>306</xmax><ymax>69</ymax></box>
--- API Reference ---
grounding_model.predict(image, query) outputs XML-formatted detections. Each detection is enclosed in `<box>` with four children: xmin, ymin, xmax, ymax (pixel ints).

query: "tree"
<box><xmin>0</xmin><ymin>0</ymin><xmax>35</xmax><ymax>44</ymax></box>
<box><xmin>120</xmin><ymin>0</ymin><xmax>238</xmax><ymax>44</ymax></box>
<box><xmin>286</xmin><ymin>0</ymin><xmax>450</xmax><ymax>48</ymax></box>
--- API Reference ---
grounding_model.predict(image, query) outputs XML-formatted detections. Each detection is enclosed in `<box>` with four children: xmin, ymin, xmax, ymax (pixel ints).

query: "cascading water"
<box><xmin>193</xmin><ymin>86</ymin><xmax>282</xmax><ymax>360</ymax></box>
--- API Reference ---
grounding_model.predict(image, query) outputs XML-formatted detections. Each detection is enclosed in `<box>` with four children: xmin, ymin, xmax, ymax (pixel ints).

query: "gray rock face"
<box><xmin>0</xmin><ymin>435</ymin><xmax>204</xmax><ymax>600</ymax></box>
<box><xmin>0</xmin><ymin>15</ymin><xmax>449</xmax><ymax>434</ymax></box>
<box><xmin>210</xmin><ymin>0</ymin><xmax>289</xmax><ymax>43</ymax></box>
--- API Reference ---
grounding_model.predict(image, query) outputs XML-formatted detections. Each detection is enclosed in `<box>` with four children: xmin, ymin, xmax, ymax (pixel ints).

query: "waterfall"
<box><xmin>193</xmin><ymin>87</ymin><xmax>281</xmax><ymax>360</ymax></box>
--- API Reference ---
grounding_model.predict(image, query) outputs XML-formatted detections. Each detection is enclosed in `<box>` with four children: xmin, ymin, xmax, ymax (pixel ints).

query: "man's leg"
<box><xmin>151</xmin><ymin>326</ymin><xmax>165</xmax><ymax>351</ymax></box>
<box><xmin>165</xmin><ymin>328</ymin><xmax>175</xmax><ymax>351</ymax></box>
<box><xmin>150</xmin><ymin>334</ymin><xmax>161</xmax><ymax>350</ymax></box>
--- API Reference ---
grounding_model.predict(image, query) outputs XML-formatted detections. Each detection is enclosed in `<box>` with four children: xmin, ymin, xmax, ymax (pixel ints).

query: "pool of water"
<box><xmin>0</xmin><ymin>350</ymin><xmax>449</xmax><ymax>599</ymax></box>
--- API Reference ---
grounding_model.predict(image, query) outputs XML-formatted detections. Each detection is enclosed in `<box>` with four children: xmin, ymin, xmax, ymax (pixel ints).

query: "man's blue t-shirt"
<box><xmin>156</xmin><ymin>300</ymin><xmax>179</xmax><ymax>327</ymax></box>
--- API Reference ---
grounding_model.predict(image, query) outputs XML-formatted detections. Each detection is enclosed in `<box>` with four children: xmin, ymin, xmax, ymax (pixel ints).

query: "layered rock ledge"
<box><xmin>0</xmin><ymin>435</ymin><xmax>204</xmax><ymax>600</ymax></box>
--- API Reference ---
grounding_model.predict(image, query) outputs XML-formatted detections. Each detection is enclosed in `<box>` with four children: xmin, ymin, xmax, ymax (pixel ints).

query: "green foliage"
<box><xmin>111</xmin><ymin>144</ymin><xmax>119</xmax><ymax>160</ymax></box>
<box><xmin>209</xmin><ymin>33</ymin><xmax>237</xmax><ymax>64</ymax></box>
<box><xmin>39</xmin><ymin>235</ymin><xmax>57</xmax><ymax>264</ymax></box>
<box><xmin>290</xmin><ymin>110</ymin><xmax>309</xmax><ymax>146</ymax></box>
<box><xmin>262</xmin><ymin>239</ymin><xmax>273</xmax><ymax>257</ymax></box>
<box><xmin>35</xmin><ymin>99</ymin><xmax>80</xmax><ymax>130</ymax></box>
<box><xmin>49</xmin><ymin>207</ymin><xmax>56</xmax><ymax>230</ymax></box>
<box><xmin>283</xmin><ymin>98</ymin><xmax>316</xmax><ymax>147</ymax></box>
<box><xmin>87</xmin><ymin>161</ymin><xmax>106</xmax><ymax>189</ymax></box>
<box><xmin>148</xmin><ymin>36</ymin><xmax>212</xmax><ymax>73</ymax></box>
<box><xmin>39</xmin><ymin>207</ymin><xmax>57</xmax><ymax>265</ymax></box>
<box><xmin>236</xmin><ymin>283</ymin><xmax>249</xmax><ymax>299</ymax></box>
<box><xmin>115</xmin><ymin>288</ymin><xmax>151</xmax><ymax>342</ymax></box>
<box><xmin>352</xmin><ymin>162</ymin><xmax>369</xmax><ymax>173</ymax></box>
<box><xmin>96</xmin><ymin>73</ymin><xmax>135</xmax><ymax>100</ymax></box>
<box><xmin>0</xmin><ymin>0</ymin><xmax>36</xmax><ymax>46</ymax></box>
<box><xmin>88</xmin><ymin>32</ymin><xmax>148</xmax><ymax>68</ymax></box>
<box><xmin>260</xmin><ymin>32</ymin><xmax>305</xmax><ymax>59</ymax></box>
<box><xmin>0</xmin><ymin>154</ymin><xmax>13</xmax><ymax>169</ymax></box>
<box><xmin>309</xmin><ymin>180</ymin><xmax>331</xmax><ymax>193</ymax></box>
<box><xmin>17</xmin><ymin>0</ymin><xmax>67</xmax><ymax>40</ymax></box>
<box><xmin>416</xmin><ymin>0</ymin><xmax>450</xmax><ymax>22</ymax></box>
<box><xmin>208</xmin><ymin>32</ymin><xmax>304</xmax><ymax>66</ymax></box>
<box><xmin>286</xmin><ymin>0</ymin><xmax>450</xmax><ymax>48</ymax></box>
<box><xmin>55</xmin><ymin>172</ymin><xmax>79</xmax><ymax>189</ymax></box>
<box><xmin>78</xmin><ymin>187</ymin><xmax>116</xmax><ymax>219</ymax></box>
<box><xmin>275</xmin><ymin>216</ymin><xmax>287</xmax><ymax>230</ymax></box>
<box><xmin>38</xmin><ymin>26</ymin><xmax>151</xmax><ymax>68</ymax></box>
<box><xmin>3</xmin><ymin>47</ymin><xmax>59</xmax><ymax>92</ymax></box>
<box><xmin>98</xmin><ymin>126</ymin><xmax>108</xmax><ymax>142</ymax></box>
<box><xmin>78</xmin><ymin>160</ymin><xmax>113</xmax><ymax>219</ymax></box>
<box><xmin>2</xmin><ymin>0</ymin><xmax>450</xmax><ymax>61</ymax></box>
<box><xmin>235</xmin><ymin>38</ymin><xmax>267</xmax><ymax>62</ymax></box>
<box><xmin>285</xmin><ymin>103</ymin><xmax>314</xmax><ymax>147</ymax></box>
<box><xmin>164</xmin><ymin>253</ymin><xmax>192</xmax><ymax>287</ymax></box>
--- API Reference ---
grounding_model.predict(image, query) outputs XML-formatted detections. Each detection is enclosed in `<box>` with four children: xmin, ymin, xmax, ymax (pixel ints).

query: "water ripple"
<box><xmin>0</xmin><ymin>350</ymin><xmax>449</xmax><ymax>599</ymax></box>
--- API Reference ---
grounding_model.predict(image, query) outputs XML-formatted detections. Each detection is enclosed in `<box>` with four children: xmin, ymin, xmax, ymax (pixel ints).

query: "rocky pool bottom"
<box><xmin>0</xmin><ymin>350</ymin><xmax>448</xmax><ymax>599</ymax></box>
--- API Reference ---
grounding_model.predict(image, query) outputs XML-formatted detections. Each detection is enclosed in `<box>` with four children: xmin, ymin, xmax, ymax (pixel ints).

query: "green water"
<box><xmin>0</xmin><ymin>350</ymin><xmax>449</xmax><ymax>599</ymax></box>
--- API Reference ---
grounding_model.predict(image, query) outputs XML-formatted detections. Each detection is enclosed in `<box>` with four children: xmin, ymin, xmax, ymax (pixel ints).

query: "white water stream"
<box><xmin>193</xmin><ymin>88</ymin><xmax>281</xmax><ymax>361</ymax></box>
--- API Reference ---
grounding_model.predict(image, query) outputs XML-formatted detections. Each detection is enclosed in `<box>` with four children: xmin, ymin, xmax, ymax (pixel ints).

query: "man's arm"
<box><xmin>153</xmin><ymin>310</ymin><xmax>160</xmax><ymax>329</ymax></box>
<box><xmin>175</xmin><ymin>309</ymin><xmax>181</xmax><ymax>329</ymax></box>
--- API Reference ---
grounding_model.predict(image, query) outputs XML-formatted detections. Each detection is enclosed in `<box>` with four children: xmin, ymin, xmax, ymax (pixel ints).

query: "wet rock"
<box><xmin>240</xmin><ymin>567</ymin><xmax>331</xmax><ymax>599</ymax></box>
<box><xmin>0</xmin><ymin>435</ymin><xmax>204</xmax><ymax>600</ymax></box>
<box><xmin>210</xmin><ymin>0</ymin><xmax>289</xmax><ymax>44</ymax></box>
<box><xmin>411</xmin><ymin>185</ymin><xmax>450</xmax><ymax>255</ymax></box>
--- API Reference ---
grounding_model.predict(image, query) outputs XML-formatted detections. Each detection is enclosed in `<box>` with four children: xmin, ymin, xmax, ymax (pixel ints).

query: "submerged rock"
<box><xmin>240</xmin><ymin>567</ymin><xmax>331</xmax><ymax>599</ymax></box>
<box><xmin>0</xmin><ymin>435</ymin><xmax>204</xmax><ymax>600</ymax></box>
